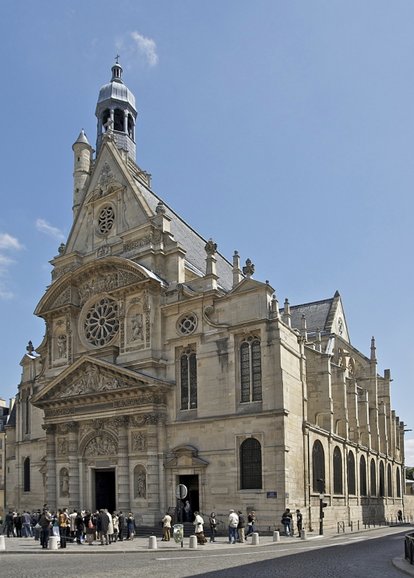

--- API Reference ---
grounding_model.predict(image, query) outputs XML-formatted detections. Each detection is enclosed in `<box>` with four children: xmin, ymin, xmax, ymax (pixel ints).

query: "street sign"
<box><xmin>176</xmin><ymin>483</ymin><xmax>188</xmax><ymax>499</ymax></box>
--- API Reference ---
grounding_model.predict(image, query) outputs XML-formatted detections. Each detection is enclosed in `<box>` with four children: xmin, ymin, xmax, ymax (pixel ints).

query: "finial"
<box><xmin>115</xmin><ymin>54</ymin><xmax>120</xmax><ymax>64</ymax></box>
<box><xmin>156</xmin><ymin>201</ymin><xmax>166</xmax><ymax>215</ymax></box>
<box><xmin>242</xmin><ymin>258</ymin><xmax>255</xmax><ymax>278</ymax></box>
<box><xmin>370</xmin><ymin>336</ymin><xmax>377</xmax><ymax>362</ymax></box>
<box><xmin>205</xmin><ymin>238</ymin><xmax>217</xmax><ymax>256</ymax></box>
<box><xmin>26</xmin><ymin>340</ymin><xmax>34</xmax><ymax>354</ymax></box>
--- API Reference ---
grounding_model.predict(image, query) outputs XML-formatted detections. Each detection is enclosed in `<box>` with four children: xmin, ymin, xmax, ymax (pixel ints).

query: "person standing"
<box><xmin>112</xmin><ymin>512</ymin><xmax>119</xmax><ymax>542</ymax></box>
<box><xmin>237</xmin><ymin>510</ymin><xmax>246</xmax><ymax>543</ymax></box>
<box><xmin>39</xmin><ymin>508</ymin><xmax>52</xmax><ymax>549</ymax></box>
<box><xmin>245</xmin><ymin>511</ymin><xmax>256</xmax><ymax>539</ymax></box>
<box><xmin>209</xmin><ymin>512</ymin><xmax>217</xmax><ymax>543</ymax></box>
<box><xmin>118</xmin><ymin>511</ymin><xmax>126</xmax><ymax>540</ymax></box>
<box><xmin>99</xmin><ymin>509</ymin><xmax>109</xmax><ymax>545</ymax></box>
<box><xmin>193</xmin><ymin>511</ymin><xmax>206</xmax><ymax>544</ymax></box>
<box><xmin>296</xmin><ymin>509</ymin><xmax>303</xmax><ymax>537</ymax></box>
<box><xmin>281</xmin><ymin>508</ymin><xmax>293</xmax><ymax>536</ymax></box>
<box><xmin>58</xmin><ymin>508</ymin><xmax>69</xmax><ymax>548</ymax></box>
<box><xmin>228</xmin><ymin>509</ymin><xmax>239</xmax><ymax>544</ymax></box>
<box><xmin>127</xmin><ymin>512</ymin><xmax>135</xmax><ymax>540</ymax></box>
<box><xmin>162</xmin><ymin>512</ymin><xmax>172</xmax><ymax>541</ymax></box>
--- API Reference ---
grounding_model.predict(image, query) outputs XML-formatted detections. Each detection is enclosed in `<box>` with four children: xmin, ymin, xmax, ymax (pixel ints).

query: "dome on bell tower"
<box><xmin>95</xmin><ymin>60</ymin><xmax>137</xmax><ymax>161</ymax></box>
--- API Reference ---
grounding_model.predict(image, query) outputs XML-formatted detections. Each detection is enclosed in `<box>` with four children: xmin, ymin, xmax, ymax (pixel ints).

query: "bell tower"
<box><xmin>95</xmin><ymin>59</ymin><xmax>137</xmax><ymax>161</ymax></box>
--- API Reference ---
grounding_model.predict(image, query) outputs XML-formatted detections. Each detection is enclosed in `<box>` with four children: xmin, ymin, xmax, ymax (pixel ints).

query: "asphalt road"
<box><xmin>0</xmin><ymin>529</ymin><xmax>410</xmax><ymax>578</ymax></box>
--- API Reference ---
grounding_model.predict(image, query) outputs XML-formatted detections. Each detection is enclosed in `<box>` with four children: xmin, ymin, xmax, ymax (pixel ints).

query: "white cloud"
<box><xmin>0</xmin><ymin>232</ymin><xmax>22</xmax><ymax>299</ymax></box>
<box><xmin>0</xmin><ymin>233</ymin><xmax>23</xmax><ymax>251</ymax></box>
<box><xmin>405</xmin><ymin>438</ymin><xmax>414</xmax><ymax>468</ymax></box>
<box><xmin>116</xmin><ymin>32</ymin><xmax>159</xmax><ymax>68</ymax></box>
<box><xmin>36</xmin><ymin>219</ymin><xmax>65</xmax><ymax>241</ymax></box>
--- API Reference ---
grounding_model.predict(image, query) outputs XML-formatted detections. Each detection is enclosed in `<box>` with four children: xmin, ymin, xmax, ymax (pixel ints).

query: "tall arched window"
<box><xmin>240</xmin><ymin>438</ymin><xmax>262</xmax><ymax>489</ymax></box>
<box><xmin>23</xmin><ymin>457</ymin><xmax>30</xmax><ymax>492</ymax></box>
<box><xmin>370</xmin><ymin>459</ymin><xmax>376</xmax><ymax>496</ymax></box>
<box><xmin>347</xmin><ymin>451</ymin><xmax>356</xmax><ymax>495</ymax></box>
<box><xmin>333</xmin><ymin>446</ymin><xmax>343</xmax><ymax>494</ymax></box>
<box><xmin>387</xmin><ymin>464</ymin><xmax>393</xmax><ymax>497</ymax></box>
<box><xmin>312</xmin><ymin>440</ymin><xmax>325</xmax><ymax>493</ymax></box>
<box><xmin>379</xmin><ymin>461</ymin><xmax>385</xmax><ymax>497</ymax></box>
<box><xmin>360</xmin><ymin>455</ymin><xmax>367</xmax><ymax>496</ymax></box>
<box><xmin>240</xmin><ymin>336</ymin><xmax>262</xmax><ymax>403</ymax></box>
<box><xmin>180</xmin><ymin>347</ymin><xmax>197</xmax><ymax>410</ymax></box>
<box><xmin>396</xmin><ymin>467</ymin><xmax>401</xmax><ymax>497</ymax></box>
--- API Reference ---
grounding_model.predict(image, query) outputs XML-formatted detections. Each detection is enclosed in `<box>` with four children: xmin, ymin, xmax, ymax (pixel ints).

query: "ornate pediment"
<box><xmin>32</xmin><ymin>356</ymin><xmax>171</xmax><ymax>406</ymax></box>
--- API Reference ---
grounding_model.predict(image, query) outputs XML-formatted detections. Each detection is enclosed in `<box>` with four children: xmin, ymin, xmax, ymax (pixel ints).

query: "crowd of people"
<box><xmin>1</xmin><ymin>507</ymin><xmax>136</xmax><ymax>549</ymax></box>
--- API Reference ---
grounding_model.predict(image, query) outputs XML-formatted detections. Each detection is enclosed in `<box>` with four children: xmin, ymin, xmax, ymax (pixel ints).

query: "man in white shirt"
<box><xmin>228</xmin><ymin>509</ymin><xmax>239</xmax><ymax>544</ymax></box>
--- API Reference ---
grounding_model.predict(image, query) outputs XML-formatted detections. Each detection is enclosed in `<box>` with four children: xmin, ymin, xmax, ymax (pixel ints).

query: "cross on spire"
<box><xmin>115</xmin><ymin>54</ymin><xmax>120</xmax><ymax>64</ymax></box>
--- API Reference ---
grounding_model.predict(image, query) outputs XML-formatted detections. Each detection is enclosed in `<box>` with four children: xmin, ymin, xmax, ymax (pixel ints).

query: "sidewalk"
<box><xmin>1</xmin><ymin>526</ymin><xmax>414</xmax><ymax>577</ymax></box>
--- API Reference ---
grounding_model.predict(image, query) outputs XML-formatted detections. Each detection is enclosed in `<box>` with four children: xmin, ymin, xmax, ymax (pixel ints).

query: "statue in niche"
<box><xmin>131</xmin><ymin>313</ymin><xmax>144</xmax><ymax>341</ymax></box>
<box><xmin>57</xmin><ymin>334</ymin><xmax>67</xmax><ymax>358</ymax></box>
<box><xmin>135</xmin><ymin>469</ymin><xmax>146</xmax><ymax>498</ymax></box>
<box><xmin>60</xmin><ymin>468</ymin><xmax>69</xmax><ymax>497</ymax></box>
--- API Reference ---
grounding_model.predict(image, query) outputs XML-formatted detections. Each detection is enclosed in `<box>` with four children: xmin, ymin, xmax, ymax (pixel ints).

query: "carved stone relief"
<box><xmin>57</xmin><ymin>438</ymin><xmax>68</xmax><ymax>456</ymax></box>
<box><xmin>55</xmin><ymin>365</ymin><xmax>125</xmax><ymax>399</ymax></box>
<box><xmin>84</xmin><ymin>434</ymin><xmax>118</xmax><ymax>456</ymax></box>
<box><xmin>131</xmin><ymin>431</ymin><xmax>147</xmax><ymax>452</ymax></box>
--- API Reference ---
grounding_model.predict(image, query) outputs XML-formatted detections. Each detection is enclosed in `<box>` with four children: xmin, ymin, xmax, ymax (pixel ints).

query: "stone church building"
<box><xmin>5</xmin><ymin>62</ymin><xmax>407</xmax><ymax>531</ymax></box>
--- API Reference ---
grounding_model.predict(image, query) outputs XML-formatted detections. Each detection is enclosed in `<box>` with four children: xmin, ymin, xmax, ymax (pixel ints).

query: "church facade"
<box><xmin>5</xmin><ymin>62</ymin><xmax>407</xmax><ymax>530</ymax></box>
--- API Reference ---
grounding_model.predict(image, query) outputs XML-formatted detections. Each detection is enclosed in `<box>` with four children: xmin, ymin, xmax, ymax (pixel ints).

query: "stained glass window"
<box><xmin>347</xmin><ymin>451</ymin><xmax>356</xmax><ymax>495</ymax></box>
<box><xmin>360</xmin><ymin>455</ymin><xmax>367</xmax><ymax>496</ymax></box>
<box><xmin>180</xmin><ymin>348</ymin><xmax>197</xmax><ymax>410</ymax></box>
<box><xmin>333</xmin><ymin>446</ymin><xmax>343</xmax><ymax>494</ymax></box>
<box><xmin>23</xmin><ymin>457</ymin><xmax>30</xmax><ymax>492</ymax></box>
<box><xmin>240</xmin><ymin>438</ymin><xmax>262</xmax><ymax>489</ymax></box>
<box><xmin>312</xmin><ymin>440</ymin><xmax>325</xmax><ymax>493</ymax></box>
<box><xmin>240</xmin><ymin>336</ymin><xmax>262</xmax><ymax>403</ymax></box>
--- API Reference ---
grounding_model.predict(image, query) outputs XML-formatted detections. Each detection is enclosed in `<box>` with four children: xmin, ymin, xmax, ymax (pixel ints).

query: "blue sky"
<box><xmin>1</xmin><ymin>1</ymin><xmax>413</xmax><ymax>464</ymax></box>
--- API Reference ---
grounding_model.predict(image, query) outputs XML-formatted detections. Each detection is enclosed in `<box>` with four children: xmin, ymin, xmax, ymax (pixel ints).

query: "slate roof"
<box><xmin>288</xmin><ymin>297</ymin><xmax>334</xmax><ymax>333</ymax></box>
<box><xmin>138</xmin><ymin>181</ymin><xmax>234</xmax><ymax>291</ymax></box>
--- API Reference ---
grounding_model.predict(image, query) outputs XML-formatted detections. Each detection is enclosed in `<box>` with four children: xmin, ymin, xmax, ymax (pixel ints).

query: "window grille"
<box><xmin>180</xmin><ymin>348</ymin><xmax>197</xmax><ymax>410</ymax></box>
<box><xmin>240</xmin><ymin>336</ymin><xmax>262</xmax><ymax>403</ymax></box>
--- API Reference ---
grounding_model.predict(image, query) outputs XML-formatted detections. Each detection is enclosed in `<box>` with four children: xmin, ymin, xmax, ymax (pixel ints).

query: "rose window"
<box><xmin>84</xmin><ymin>297</ymin><xmax>119</xmax><ymax>346</ymax></box>
<box><xmin>97</xmin><ymin>205</ymin><xmax>115</xmax><ymax>234</ymax></box>
<box><xmin>177</xmin><ymin>313</ymin><xmax>197</xmax><ymax>335</ymax></box>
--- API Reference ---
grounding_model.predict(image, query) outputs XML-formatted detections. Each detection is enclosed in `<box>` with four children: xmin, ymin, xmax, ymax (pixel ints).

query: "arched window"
<box><xmin>180</xmin><ymin>348</ymin><xmax>197</xmax><ymax>410</ymax></box>
<box><xmin>396</xmin><ymin>467</ymin><xmax>401</xmax><ymax>497</ymax></box>
<box><xmin>379</xmin><ymin>461</ymin><xmax>385</xmax><ymax>497</ymax></box>
<box><xmin>370</xmin><ymin>459</ymin><xmax>376</xmax><ymax>496</ymax></box>
<box><xmin>240</xmin><ymin>438</ymin><xmax>262</xmax><ymax>489</ymax></box>
<box><xmin>333</xmin><ymin>446</ymin><xmax>343</xmax><ymax>494</ymax></box>
<box><xmin>312</xmin><ymin>440</ymin><xmax>325</xmax><ymax>493</ymax></box>
<box><xmin>347</xmin><ymin>451</ymin><xmax>356</xmax><ymax>495</ymax></box>
<box><xmin>114</xmin><ymin>108</ymin><xmax>124</xmax><ymax>131</ymax></box>
<box><xmin>240</xmin><ymin>336</ymin><xmax>262</xmax><ymax>403</ymax></box>
<box><xmin>360</xmin><ymin>455</ymin><xmax>367</xmax><ymax>496</ymax></box>
<box><xmin>387</xmin><ymin>464</ymin><xmax>393</xmax><ymax>497</ymax></box>
<box><xmin>23</xmin><ymin>457</ymin><xmax>30</xmax><ymax>492</ymax></box>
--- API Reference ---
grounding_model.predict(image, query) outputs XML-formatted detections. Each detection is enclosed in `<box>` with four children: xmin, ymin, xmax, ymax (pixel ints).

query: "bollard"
<box><xmin>273</xmin><ymin>530</ymin><xmax>280</xmax><ymax>542</ymax></box>
<box><xmin>300</xmin><ymin>529</ymin><xmax>306</xmax><ymax>540</ymax></box>
<box><xmin>189</xmin><ymin>535</ymin><xmax>198</xmax><ymax>549</ymax></box>
<box><xmin>49</xmin><ymin>535</ymin><xmax>59</xmax><ymax>550</ymax></box>
<box><xmin>252</xmin><ymin>532</ymin><xmax>260</xmax><ymax>545</ymax></box>
<box><xmin>0</xmin><ymin>535</ymin><xmax>5</xmax><ymax>551</ymax></box>
<box><xmin>148</xmin><ymin>535</ymin><xmax>157</xmax><ymax>549</ymax></box>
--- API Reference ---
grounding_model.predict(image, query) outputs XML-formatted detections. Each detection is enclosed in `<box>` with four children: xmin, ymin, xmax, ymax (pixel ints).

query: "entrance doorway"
<box><xmin>94</xmin><ymin>469</ymin><xmax>116</xmax><ymax>513</ymax></box>
<box><xmin>179</xmin><ymin>474</ymin><xmax>199</xmax><ymax>520</ymax></box>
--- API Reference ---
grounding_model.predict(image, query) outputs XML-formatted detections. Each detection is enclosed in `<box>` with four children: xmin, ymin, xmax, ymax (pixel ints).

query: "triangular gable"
<box><xmin>289</xmin><ymin>291</ymin><xmax>350</xmax><ymax>343</ymax></box>
<box><xmin>65</xmin><ymin>139</ymin><xmax>154</xmax><ymax>255</ymax></box>
<box><xmin>32</xmin><ymin>355</ymin><xmax>173</xmax><ymax>406</ymax></box>
<box><xmin>227</xmin><ymin>277</ymin><xmax>274</xmax><ymax>296</ymax></box>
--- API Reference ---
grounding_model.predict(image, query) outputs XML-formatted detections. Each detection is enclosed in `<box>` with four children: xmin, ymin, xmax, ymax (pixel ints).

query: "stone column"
<box><xmin>145</xmin><ymin>414</ymin><xmax>161</xmax><ymax>521</ymax></box>
<box><xmin>157</xmin><ymin>415</ymin><xmax>167</xmax><ymax>514</ymax></box>
<box><xmin>43</xmin><ymin>424</ymin><xmax>57</xmax><ymax>511</ymax></box>
<box><xmin>67</xmin><ymin>422</ymin><xmax>80</xmax><ymax>510</ymax></box>
<box><xmin>115</xmin><ymin>416</ymin><xmax>130</xmax><ymax>511</ymax></box>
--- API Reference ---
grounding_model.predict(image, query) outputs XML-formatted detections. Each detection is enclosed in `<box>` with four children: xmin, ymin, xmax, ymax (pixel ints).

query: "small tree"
<box><xmin>406</xmin><ymin>467</ymin><xmax>414</xmax><ymax>480</ymax></box>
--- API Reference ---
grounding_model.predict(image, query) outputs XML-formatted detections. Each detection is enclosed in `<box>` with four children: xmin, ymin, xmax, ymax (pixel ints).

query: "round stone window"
<box><xmin>177</xmin><ymin>313</ymin><xmax>197</xmax><ymax>335</ymax></box>
<box><xmin>97</xmin><ymin>205</ymin><xmax>115</xmax><ymax>234</ymax></box>
<box><xmin>84</xmin><ymin>297</ymin><xmax>119</xmax><ymax>346</ymax></box>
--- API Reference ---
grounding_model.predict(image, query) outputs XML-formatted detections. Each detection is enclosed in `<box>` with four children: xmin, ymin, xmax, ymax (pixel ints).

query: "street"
<box><xmin>0</xmin><ymin>528</ymin><xmax>410</xmax><ymax>578</ymax></box>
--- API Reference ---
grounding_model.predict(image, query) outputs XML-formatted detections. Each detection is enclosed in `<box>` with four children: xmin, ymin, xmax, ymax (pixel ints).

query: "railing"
<box><xmin>405</xmin><ymin>531</ymin><xmax>414</xmax><ymax>565</ymax></box>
